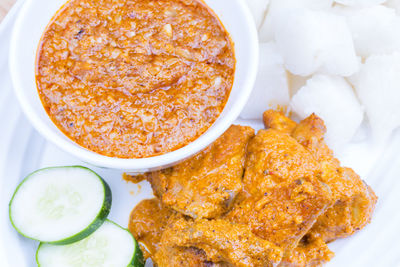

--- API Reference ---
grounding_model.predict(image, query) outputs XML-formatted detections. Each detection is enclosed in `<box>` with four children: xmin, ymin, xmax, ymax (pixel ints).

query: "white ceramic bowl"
<box><xmin>9</xmin><ymin>0</ymin><xmax>258</xmax><ymax>172</ymax></box>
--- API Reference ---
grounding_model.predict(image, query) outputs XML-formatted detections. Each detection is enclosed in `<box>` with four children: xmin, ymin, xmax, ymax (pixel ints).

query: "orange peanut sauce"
<box><xmin>36</xmin><ymin>0</ymin><xmax>235</xmax><ymax>158</ymax></box>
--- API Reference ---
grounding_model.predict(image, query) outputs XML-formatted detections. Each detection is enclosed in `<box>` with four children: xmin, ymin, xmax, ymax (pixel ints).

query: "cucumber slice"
<box><xmin>9</xmin><ymin>166</ymin><xmax>111</xmax><ymax>245</ymax></box>
<box><xmin>36</xmin><ymin>220</ymin><xmax>144</xmax><ymax>267</ymax></box>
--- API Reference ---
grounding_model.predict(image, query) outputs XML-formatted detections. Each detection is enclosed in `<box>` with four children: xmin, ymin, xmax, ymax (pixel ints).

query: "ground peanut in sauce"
<box><xmin>36</xmin><ymin>0</ymin><xmax>235</xmax><ymax>158</ymax></box>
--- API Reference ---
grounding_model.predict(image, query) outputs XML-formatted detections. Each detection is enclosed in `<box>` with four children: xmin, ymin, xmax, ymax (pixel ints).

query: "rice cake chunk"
<box><xmin>226</xmin><ymin>129</ymin><xmax>333</xmax><ymax>254</ymax></box>
<box><xmin>146</xmin><ymin>125</ymin><xmax>255</xmax><ymax>219</ymax></box>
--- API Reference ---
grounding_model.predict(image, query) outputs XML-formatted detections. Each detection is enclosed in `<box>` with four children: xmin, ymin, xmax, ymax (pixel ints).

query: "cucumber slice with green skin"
<box><xmin>36</xmin><ymin>220</ymin><xmax>144</xmax><ymax>267</ymax></box>
<box><xmin>9</xmin><ymin>166</ymin><xmax>111</xmax><ymax>245</ymax></box>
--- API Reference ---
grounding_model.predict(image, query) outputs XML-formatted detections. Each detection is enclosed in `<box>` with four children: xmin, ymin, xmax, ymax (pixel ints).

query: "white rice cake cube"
<box><xmin>345</xmin><ymin>5</ymin><xmax>400</xmax><ymax>57</ymax></box>
<box><xmin>259</xmin><ymin>0</ymin><xmax>333</xmax><ymax>42</ymax></box>
<box><xmin>290</xmin><ymin>74</ymin><xmax>364</xmax><ymax>150</ymax></box>
<box><xmin>245</xmin><ymin>0</ymin><xmax>270</xmax><ymax>29</ymax></box>
<box><xmin>273</xmin><ymin>8</ymin><xmax>359</xmax><ymax>76</ymax></box>
<box><xmin>349</xmin><ymin>53</ymin><xmax>400</xmax><ymax>143</ymax></box>
<box><xmin>240</xmin><ymin>42</ymin><xmax>289</xmax><ymax>120</ymax></box>
<box><xmin>386</xmin><ymin>0</ymin><xmax>400</xmax><ymax>14</ymax></box>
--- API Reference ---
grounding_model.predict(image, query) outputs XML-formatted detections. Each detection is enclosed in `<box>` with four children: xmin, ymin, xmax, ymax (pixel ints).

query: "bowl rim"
<box><xmin>9</xmin><ymin>0</ymin><xmax>259</xmax><ymax>170</ymax></box>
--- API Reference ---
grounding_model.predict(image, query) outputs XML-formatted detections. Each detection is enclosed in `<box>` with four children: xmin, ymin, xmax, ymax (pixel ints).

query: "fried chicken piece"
<box><xmin>129</xmin><ymin>199</ymin><xmax>224</xmax><ymax>266</ymax></box>
<box><xmin>278</xmin><ymin>234</ymin><xmax>334</xmax><ymax>267</ymax></box>
<box><xmin>154</xmin><ymin>246</ymin><xmax>227</xmax><ymax>267</ymax></box>
<box><xmin>263</xmin><ymin>110</ymin><xmax>297</xmax><ymax>134</ymax></box>
<box><xmin>156</xmin><ymin>216</ymin><xmax>283</xmax><ymax>267</ymax></box>
<box><xmin>263</xmin><ymin>110</ymin><xmax>377</xmax><ymax>242</ymax></box>
<box><xmin>128</xmin><ymin>198</ymin><xmax>175</xmax><ymax>260</ymax></box>
<box><xmin>307</xmin><ymin>167</ymin><xmax>377</xmax><ymax>242</ymax></box>
<box><xmin>145</xmin><ymin>125</ymin><xmax>255</xmax><ymax>219</ymax></box>
<box><xmin>226</xmin><ymin>129</ymin><xmax>333</xmax><ymax>255</ymax></box>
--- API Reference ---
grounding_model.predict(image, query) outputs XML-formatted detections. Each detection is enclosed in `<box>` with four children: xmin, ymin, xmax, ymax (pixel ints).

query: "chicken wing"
<box><xmin>145</xmin><ymin>125</ymin><xmax>255</xmax><ymax>219</ymax></box>
<box><xmin>226</xmin><ymin>129</ymin><xmax>333</xmax><ymax>254</ymax></box>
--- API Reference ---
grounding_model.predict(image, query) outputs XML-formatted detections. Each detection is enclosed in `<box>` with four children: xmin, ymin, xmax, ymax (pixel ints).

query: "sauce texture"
<box><xmin>36</xmin><ymin>0</ymin><xmax>235</xmax><ymax>158</ymax></box>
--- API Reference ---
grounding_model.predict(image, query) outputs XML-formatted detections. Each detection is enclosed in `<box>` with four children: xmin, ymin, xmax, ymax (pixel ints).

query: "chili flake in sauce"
<box><xmin>36</xmin><ymin>0</ymin><xmax>235</xmax><ymax>158</ymax></box>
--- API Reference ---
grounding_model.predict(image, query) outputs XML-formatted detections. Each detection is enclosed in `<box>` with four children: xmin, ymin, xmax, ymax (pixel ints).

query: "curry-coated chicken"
<box><xmin>156</xmin><ymin>215</ymin><xmax>283</xmax><ymax>267</ymax></box>
<box><xmin>278</xmin><ymin>234</ymin><xmax>334</xmax><ymax>267</ymax></box>
<box><xmin>130</xmin><ymin>199</ymin><xmax>282</xmax><ymax>267</ymax></box>
<box><xmin>263</xmin><ymin>110</ymin><xmax>377</xmax><ymax>243</ymax></box>
<box><xmin>128</xmin><ymin>198</ymin><xmax>175</xmax><ymax>260</ymax></box>
<box><xmin>225</xmin><ymin>129</ymin><xmax>333</xmax><ymax>255</ymax></box>
<box><xmin>128</xmin><ymin>111</ymin><xmax>376</xmax><ymax>267</ymax></box>
<box><xmin>145</xmin><ymin>125</ymin><xmax>255</xmax><ymax>219</ymax></box>
<box><xmin>263</xmin><ymin>110</ymin><xmax>377</xmax><ymax>266</ymax></box>
<box><xmin>155</xmin><ymin>245</ymin><xmax>229</xmax><ymax>267</ymax></box>
<box><xmin>129</xmin><ymin>198</ymin><xmax>221</xmax><ymax>266</ymax></box>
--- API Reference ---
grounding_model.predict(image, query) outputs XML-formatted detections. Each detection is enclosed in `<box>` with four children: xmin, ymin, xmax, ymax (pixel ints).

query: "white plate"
<box><xmin>1</xmin><ymin>1</ymin><xmax>400</xmax><ymax>267</ymax></box>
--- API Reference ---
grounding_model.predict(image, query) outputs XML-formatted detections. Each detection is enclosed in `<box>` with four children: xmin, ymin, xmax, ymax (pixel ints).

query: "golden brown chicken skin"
<box><xmin>145</xmin><ymin>125</ymin><xmax>255</xmax><ymax>219</ymax></box>
<box><xmin>156</xmin><ymin>215</ymin><xmax>283</xmax><ymax>267</ymax></box>
<box><xmin>226</xmin><ymin>129</ymin><xmax>333</xmax><ymax>255</ymax></box>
